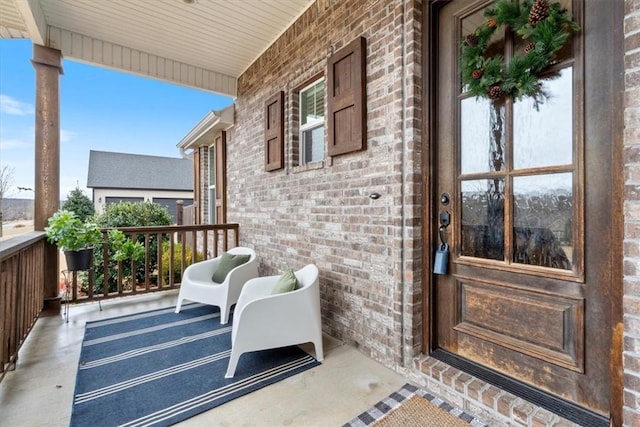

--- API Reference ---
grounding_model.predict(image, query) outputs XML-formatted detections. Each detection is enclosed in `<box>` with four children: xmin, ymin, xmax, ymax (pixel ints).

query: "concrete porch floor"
<box><xmin>0</xmin><ymin>291</ymin><xmax>410</xmax><ymax>427</ymax></box>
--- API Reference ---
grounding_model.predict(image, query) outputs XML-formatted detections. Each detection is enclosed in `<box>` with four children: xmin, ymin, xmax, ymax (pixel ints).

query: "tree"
<box><xmin>62</xmin><ymin>187</ymin><xmax>95</xmax><ymax>222</ymax></box>
<box><xmin>0</xmin><ymin>165</ymin><xmax>15</xmax><ymax>237</ymax></box>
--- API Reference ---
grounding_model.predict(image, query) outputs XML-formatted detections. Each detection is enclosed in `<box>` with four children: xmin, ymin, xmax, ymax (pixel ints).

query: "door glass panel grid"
<box><xmin>455</xmin><ymin>13</ymin><xmax>580</xmax><ymax>279</ymax></box>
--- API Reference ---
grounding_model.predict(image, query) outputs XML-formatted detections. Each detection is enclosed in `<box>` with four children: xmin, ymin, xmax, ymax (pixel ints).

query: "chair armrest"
<box><xmin>231</xmin><ymin>283</ymin><xmax>321</xmax><ymax>347</ymax></box>
<box><xmin>183</xmin><ymin>257</ymin><xmax>221</xmax><ymax>282</ymax></box>
<box><xmin>235</xmin><ymin>275</ymin><xmax>279</xmax><ymax>311</ymax></box>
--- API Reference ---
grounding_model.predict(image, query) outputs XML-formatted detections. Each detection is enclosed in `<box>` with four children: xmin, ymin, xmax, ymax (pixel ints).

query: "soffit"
<box><xmin>0</xmin><ymin>0</ymin><xmax>29</xmax><ymax>38</ymax></box>
<box><xmin>0</xmin><ymin>0</ymin><xmax>313</xmax><ymax>96</ymax></box>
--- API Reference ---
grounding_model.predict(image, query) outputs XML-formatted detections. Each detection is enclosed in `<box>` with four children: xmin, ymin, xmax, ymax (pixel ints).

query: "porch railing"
<box><xmin>0</xmin><ymin>232</ymin><xmax>45</xmax><ymax>378</ymax></box>
<box><xmin>1</xmin><ymin>224</ymin><xmax>239</xmax><ymax>378</ymax></box>
<box><xmin>64</xmin><ymin>224</ymin><xmax>240</xmax><ymax>303</ymax></box>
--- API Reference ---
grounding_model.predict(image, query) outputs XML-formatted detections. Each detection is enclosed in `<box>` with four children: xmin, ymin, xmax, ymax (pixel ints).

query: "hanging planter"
<box><xmin>45</xmin><ymin>209</ymin><xmax>103</xmax><ymax>272</ymax></box>
<box><xmin>64</xmin><ymin>247</ymin><xmax>95</xmax><ymax>272</ymax></box>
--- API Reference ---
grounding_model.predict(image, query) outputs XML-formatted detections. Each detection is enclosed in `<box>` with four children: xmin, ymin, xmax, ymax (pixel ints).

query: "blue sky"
<box><xmin>0</xmin><ymin>39</ymin><xmax>233</xmax><ymax>200</ymax></box>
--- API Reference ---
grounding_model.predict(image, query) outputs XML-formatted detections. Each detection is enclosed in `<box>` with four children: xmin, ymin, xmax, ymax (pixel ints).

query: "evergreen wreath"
<box><xmin>460</xmin><ymin>0</ymin><xmax>579</xmax><ymax>103</ymax></box>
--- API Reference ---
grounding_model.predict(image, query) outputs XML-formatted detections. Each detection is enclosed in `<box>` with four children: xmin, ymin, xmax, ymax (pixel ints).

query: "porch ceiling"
<box><xmin>0</xmin><ymin>0</ymin><xmax>313</xmax><ymax>97</ymax></box>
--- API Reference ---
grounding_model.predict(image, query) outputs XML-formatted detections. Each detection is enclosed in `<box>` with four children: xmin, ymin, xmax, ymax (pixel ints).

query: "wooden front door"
<box><xmin>433</xmin><ymin>0</ymin><xmax>616</xmax><ymax>418</ymax></box>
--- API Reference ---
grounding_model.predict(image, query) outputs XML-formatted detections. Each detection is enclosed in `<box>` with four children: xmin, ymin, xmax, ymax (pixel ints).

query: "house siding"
<box><xmin>625</xmin><ymin>1</ymin><xmax>640</xmax><ymax>426</ymax></box>
<box><xmin>222</xmin><ymin>0</ymin><xmax>639</xmax><ymax>425</ymax></box>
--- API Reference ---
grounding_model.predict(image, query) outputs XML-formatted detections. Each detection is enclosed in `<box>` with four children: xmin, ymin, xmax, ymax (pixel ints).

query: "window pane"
<box><xmin>461</xmin><ymin>179</ymin><xmax>505</xmax><ymax>260</ymax></box>
<box><xmin>461</xmin><ymin>6</ymin><xmax>505</xmax><ymax>94</ymax></box>
<box><xmin>303</xmin><ymin>125</ymin><xmax>325</xmax><ymax>163</ymax></box>
<box><xmin>461</xmin><ymin>97</ymin><xmax>505</xmax><ymax>174</ymax></box>
<box><xmin>513</xmin><ymin>173</ymin><xmax>573</xmax><ymax>270</ymax></box>
<box><xmin>208</xmin><ymin>147</ymin><xmax>215</xmax><ymax>186</ymax></box>
<box><xmin>301</xmin><ymin>80</ymin><xmax>325</xmax><ymax>126</ymax></box>
<box><xmin>513</xmin><ymin>67</ymin><xmax>573</xmax><ymax>169</ymax></box>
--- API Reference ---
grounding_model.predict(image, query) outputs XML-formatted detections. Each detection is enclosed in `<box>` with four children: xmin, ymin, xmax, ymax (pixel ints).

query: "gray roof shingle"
<box><xmin>87</xmin><ymin>150</ymin><xmax>193</xmax><ymax>191</ymax></box>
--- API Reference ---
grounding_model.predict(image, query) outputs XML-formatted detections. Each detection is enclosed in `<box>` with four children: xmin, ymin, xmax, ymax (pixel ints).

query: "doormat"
<box><xmin>343</xmin><ymin>383</ymin><xmax>487</xmax><ymax>427</ymax></box>
<box><xmin>70</xmin><ymin>303</ymin><xmax>320</xmax><ymax>426</ymax></box>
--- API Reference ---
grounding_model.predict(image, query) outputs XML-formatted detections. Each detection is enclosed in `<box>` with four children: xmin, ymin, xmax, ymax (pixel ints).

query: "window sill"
<box><xmin>292</xmin><ymin>160</ymin><xmax>325</xmax><ymax>173</ymax></box>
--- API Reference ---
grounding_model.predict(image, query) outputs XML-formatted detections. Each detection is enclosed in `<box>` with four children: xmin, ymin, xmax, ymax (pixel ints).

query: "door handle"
<box><xmin>434</xmin><ymin>205</ymin><xmax>451</xmax><ymax>275</ymax></box>
<box><xmin>439</xmin><ymin>210</ymin><xmax>450</xmax><ymax>245</ymax></box>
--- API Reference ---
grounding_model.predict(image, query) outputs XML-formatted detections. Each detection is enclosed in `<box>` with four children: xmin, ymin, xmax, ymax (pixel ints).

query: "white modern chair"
<box><xmin>225</xmin><ymin>264</ymin><xmax>324</xmax><ymax>378</ymax></box>
<box><xmin>174</xmin><ymin>246</ymin><xmax>258</xmax><ymax>324</ymax></box>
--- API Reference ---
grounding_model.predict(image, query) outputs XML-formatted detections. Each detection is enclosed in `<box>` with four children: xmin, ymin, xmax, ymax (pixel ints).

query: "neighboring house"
<box><xmin>2</xmin><ymin>1</ymin><xmax>639</xmax><ymax>426</ymax></box>
<box><xmin>177</xmin><ymin>106</ymin><xmax>234</xmax><ymax>225</ymax></box>
<box><xmin>86</xmin><ymin>150</ymin><xmax>193</xmax><ymax>222</ymax></box>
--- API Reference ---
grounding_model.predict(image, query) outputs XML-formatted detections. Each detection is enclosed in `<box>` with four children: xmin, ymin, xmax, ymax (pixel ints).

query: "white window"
<box><xmin>299</xmin><ymin>78</ymin><xmax>325</xmax><ymax>164</ymax></box>
<box><xmin>208</xmin><ymin>146</ymin><xmax>215</xmax><ymax>225</ymax></box>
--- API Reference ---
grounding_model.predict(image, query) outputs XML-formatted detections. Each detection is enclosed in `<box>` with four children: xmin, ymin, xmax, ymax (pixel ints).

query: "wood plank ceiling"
<box><xmin>0</xmin><ymin>0</ymin><xmax>313</xmax><ymax>97</ymax></box>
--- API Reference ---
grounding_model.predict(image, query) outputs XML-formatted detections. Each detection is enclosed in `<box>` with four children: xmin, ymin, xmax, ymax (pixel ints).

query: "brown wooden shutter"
<box><xmin>264</xmin><ymin>91</ymin><xmax>284</xmax><ymax>171</ymax></box>
<box><xmin>327</xmin><ymin>36</ymin><xmax>366</xmax><ymax>157</ymax></box>
<box><xmin>214</xmin><ymin>131</ymin><xmax>227</xmax><ymax>224</ymax></box>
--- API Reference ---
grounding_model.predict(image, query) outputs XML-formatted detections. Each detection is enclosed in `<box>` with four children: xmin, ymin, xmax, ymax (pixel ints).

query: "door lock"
<box><xmin>439</xmin><ymin>210</ymin><xmax>450</xmax><ymax>228</ymax></box>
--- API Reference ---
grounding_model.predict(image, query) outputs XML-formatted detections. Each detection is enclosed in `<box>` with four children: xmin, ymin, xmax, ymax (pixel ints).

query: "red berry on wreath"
<box><xmin>472</xmin><ymin>69</ymin><xmax>483</xmax><ymax>79</ymax></box>
<box><xmin>487</xmin><ymin>17</ymin><xmax>498</xmax><ymax>28</ymax></box>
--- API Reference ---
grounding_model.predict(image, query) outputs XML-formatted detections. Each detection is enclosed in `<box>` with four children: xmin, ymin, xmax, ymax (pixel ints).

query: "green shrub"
<box><xmin>94</xmin><ymin>201</ymin><xmax>172</xmax><ymax>228</ymax></box>
<box><xmin>161</xmin><ymin>242</ymin><xmax>203</xmax><ymax>284</ymax></box>
<box><xmin>108</xmin><ymin>229</ymin><xmax>145</xmax><ymax>262</ymax></box>
<box><xmin>92</xmin><ymin>202</ymin><xmax>173</xmax><ymax>293</ymax></box>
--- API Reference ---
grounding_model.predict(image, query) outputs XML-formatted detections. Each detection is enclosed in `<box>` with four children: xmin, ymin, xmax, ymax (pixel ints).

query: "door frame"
<box><xmin>420</xmin><ymin>0</ymin><xmax>624</xmax><ymax>424</ymax></box>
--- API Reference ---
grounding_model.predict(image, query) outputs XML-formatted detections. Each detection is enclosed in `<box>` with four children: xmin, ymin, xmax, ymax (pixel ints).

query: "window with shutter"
<box><xmin>264</xmin><ymin>91</ymin><xmax>284</xmax><ymax>171</ymax></box>
<box><xmin>327</xmin><ymin>36</ymin><xmax>366</xmax><ymax>157</ymax></box>
<box><xmin>299</xmin><ymin>78</ymin><xmax>325</xmax><ymax>164</ymax></box>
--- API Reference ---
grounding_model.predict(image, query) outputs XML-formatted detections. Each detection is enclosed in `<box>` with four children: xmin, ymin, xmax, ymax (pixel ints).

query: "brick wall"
<box><xmin>227</xmin><ymin>0</ymin><xmax>424</xmax><ymax>366</ymax></box>
<box><xmin>222</xmin><ymin>0</ymin><xmax>639</xmax><ymax>425</ymax></box>
<box><xmin>625</xmin><ymin>1</ymin><xmax>640</xmax><ymax>426</ymax></box>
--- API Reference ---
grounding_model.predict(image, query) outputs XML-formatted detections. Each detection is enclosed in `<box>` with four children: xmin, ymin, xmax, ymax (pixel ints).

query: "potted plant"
<box><xmin>45</xmin><ymin>209</ymin><xmax>103</xmax><ymax>271</ymax></box>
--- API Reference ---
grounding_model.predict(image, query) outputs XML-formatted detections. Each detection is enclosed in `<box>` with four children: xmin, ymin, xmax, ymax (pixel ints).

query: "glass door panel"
<box><xmin>460</xmin><ymin>179</ymin><xmax>505</xmax><ymax>260</ymax></box>
<box><xmin>512</xmin><ymin>173</ymin><xmax>573</xmax><ymax>270</ymax></box>
<box><xmin>513</xmin><ymin>67</ymin><xmax>574</xmax><ymax>169</ymax></box>
<box><xmin>461</xmin><ymin>98</ymin><xmax>505</xmax><ymax>174</ymax></box>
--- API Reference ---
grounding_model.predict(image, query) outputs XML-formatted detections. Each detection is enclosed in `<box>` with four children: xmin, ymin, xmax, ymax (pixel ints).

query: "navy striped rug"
<box><xmin>71</xmin><ymin>304</ymin><xmax>320</xmax><ymax>427</ymax></box>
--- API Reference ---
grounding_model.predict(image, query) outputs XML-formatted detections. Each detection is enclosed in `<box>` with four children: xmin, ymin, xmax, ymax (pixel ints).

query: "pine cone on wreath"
<box><xmin>529</xmin><ymin>0</ymin><xmax>550</xmax><ymax>26</ymax></box>
<box><xmin>488</xmin><ymin>85</ymin><xmax>504</xmax><ymax>100</ymax></box>
<box><xmin>524</xmin><ymin>42</ymin><xmax>536</xmax><ymax>53</ymax></box>
<box><xmin>465</xmin><ymin>34</ymin><xmax>479</xmax><ymax>47</ymax></box>
<box><xmin>472</xmin><ymin>69</ymin><xmax>483</xmax><ymax>79</ymax></box>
